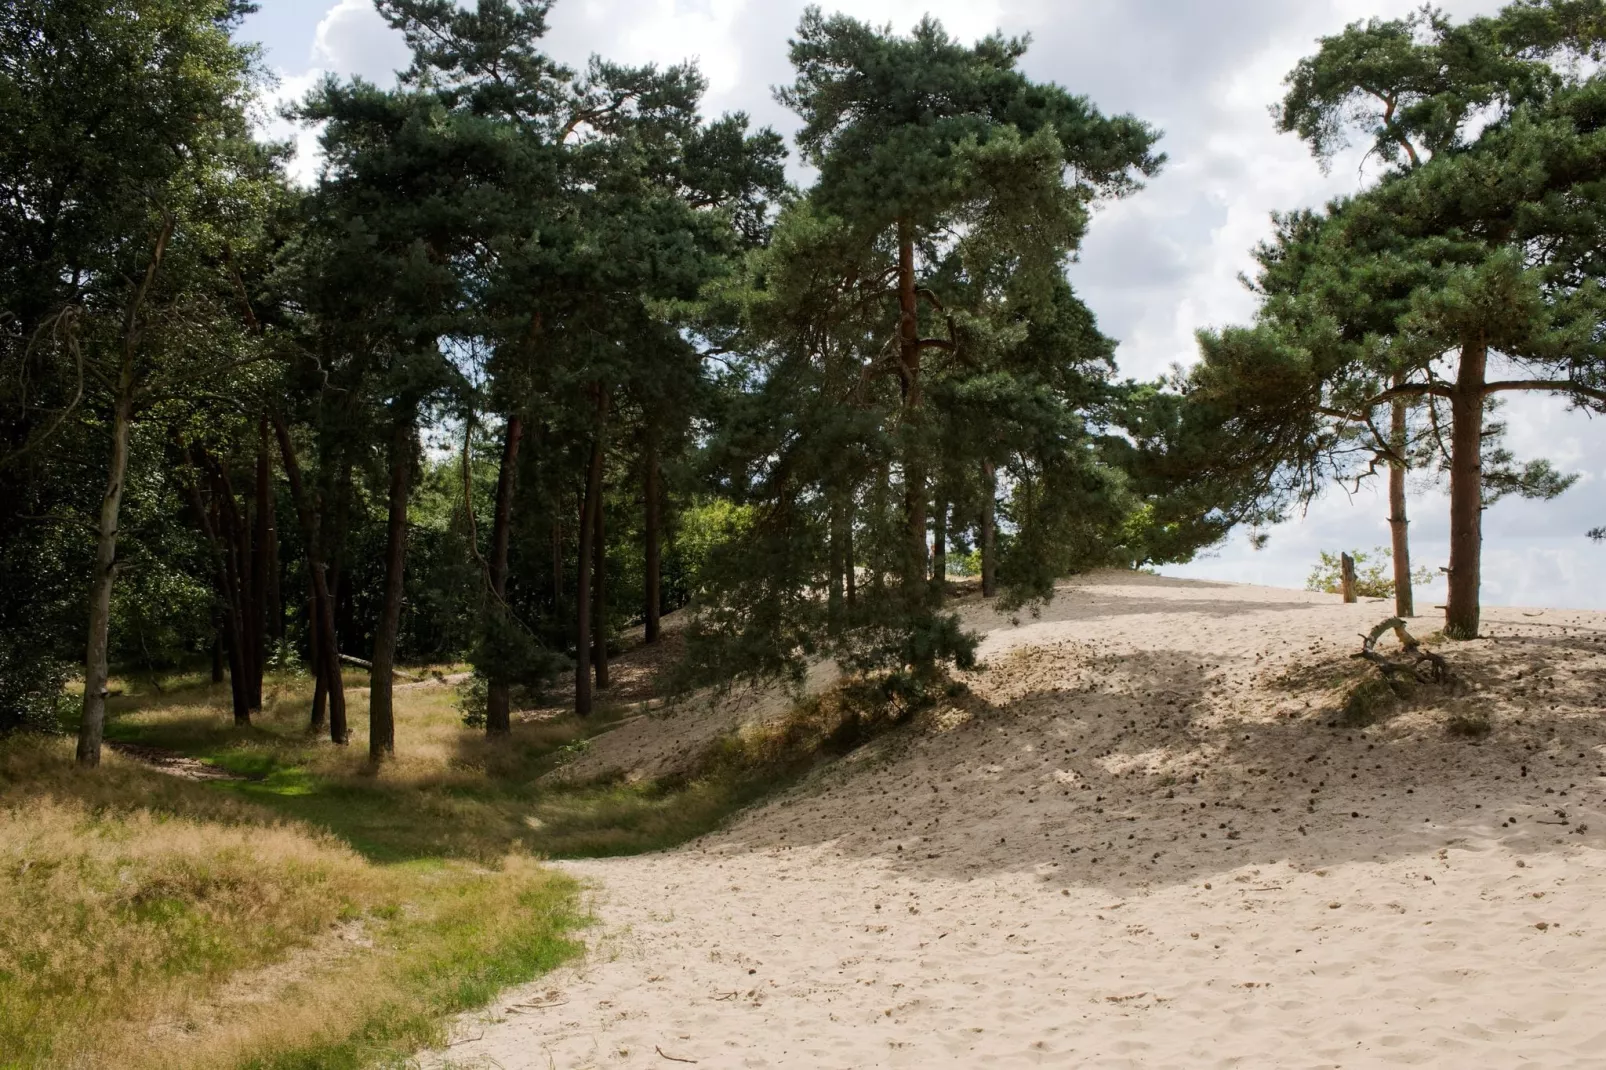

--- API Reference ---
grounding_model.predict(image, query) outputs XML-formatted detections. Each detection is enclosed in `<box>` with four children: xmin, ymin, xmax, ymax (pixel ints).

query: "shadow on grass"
<box><xmin>86</xmin><ymin>662</ymin><xmax>886</xmax><ymax>867</ymax></box>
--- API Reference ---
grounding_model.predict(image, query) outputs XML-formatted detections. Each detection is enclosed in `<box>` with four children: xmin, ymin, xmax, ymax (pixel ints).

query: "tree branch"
<box><xmin>1484</xmin><ymin>380</ymin><xmax>1606</xmax><ymax>404</ymax></box>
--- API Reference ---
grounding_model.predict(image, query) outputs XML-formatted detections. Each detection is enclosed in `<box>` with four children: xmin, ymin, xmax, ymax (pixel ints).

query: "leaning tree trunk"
<box><xmin>272</xmin><ymin>414</ymin><xmax>347</xmax><ymax>744</ymax></box>
<box><xmin>1445</xmin><ymin>339</ymin><xmax>1487</xmax><ymax>640</ymax></box>
<box><xmin>368</xmin><ymin>416</ymin><xmax>415</xmax><ymax>761</ymax></box>
<box><xmin>77</xmin><ymin>219</ymin><xmax>170</xmax><ymax>768</ymax></box>
<box><xmin>643</xmin><ymin>432</ymin><xmax>662</xmax><ymax>645</ymax></box>
<box><xmin>574</xmin><ymin>390</ymin><xmax>609</xmax><ymax>717</ymax></box>
<box><xmin>896</xmin><ymin>218</ymin><xmax>928</xmax><ymax>606</ymax></box>
<box><xmin>980</xmin><ymin>459</ymin><xmax>998</xmax><ymax>599</ymax></box>
<box><xmin>485</xmin><ymin>415</ymin><xmax>523</xmax><ymax>738</ymax></box>
<box><xmin>1388</xmin><ymin>397</ymin><xmax>1414</xmax><ymax>618</ymax></box>
<box><xmin>592</xmin><ymin>466</ymin><xmax>609</xmax><ymax>691</ymax></box>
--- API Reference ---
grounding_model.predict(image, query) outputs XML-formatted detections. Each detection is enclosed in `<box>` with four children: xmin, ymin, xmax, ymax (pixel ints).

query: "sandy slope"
<box><xmin>424</xmin><ymin>573</ymin><xmax>1606</xmax><ymax>1069</ymax></box>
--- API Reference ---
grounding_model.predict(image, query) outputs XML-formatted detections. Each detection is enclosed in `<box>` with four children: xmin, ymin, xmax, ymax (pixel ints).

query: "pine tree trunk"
<box><xmin>369</xmin><ymin>416</ymin><xmax>414</xmax><ymax>761</ymax></box>
<box><xmin>327</xmin><ymin>463</ymin><xmax>354</xmax><ymax>655</ymax></box>
<box><xmin>980</xmin><ymin>459</ymin><xmax>998</xmax><ymax>599</ymax></box>
<box><xmin>896</xmin><ymin>219</ymin><xmax>928</xmax><ymax>605</ymax></box>
<box><xmin>311</xmin><ymin>584</ymin><xmax>328</xmax><ymax>728</ymax></box>
<box><xmin>222</xmin><ymin>464</ymin><xmax>258</xmax><ymax>714</ymax></box>
<box><xmin>1388</xmin><ymin>398</ymin><xmax>1414</xmax><ymax>618</ymax></box>
<box><xmin>207</xmin><ymin>462</ymin><xmax>252</xmax><ymax>725</ymax></box>
<box><xmin>643</xmin><ymin>434</ymin><xmax>662</xmax><ymax>645</ymax></box>
<box><xmin>251</xmin><ymin>418</ymin><xmax>272</xmax><ymax>705</ymax></box>
<box><xmin>264</xmin><ymin>419</ymin><xmax>283</xmax><ymax>648</ymax></box>
<box><xmin>1445</xmin><ymin>340</ymin><xmax>1486</xmax><ymax>639</ymax></box>
<box><xmin>76</xmin><ymin>220</ymin><xmax>170</xmax><ymax>768</ymax></box>
<box><xmin>930</xmin><ymin>496</ymin><xmax>947</xmax><ymax>605</ymax></box>
<box><xmin>180</xmin><ymin>451</ymin><xmax>247</xmax><ymax>721</ymax></box>
<box><xmin>841</xmin><ymin>488</ymin><xmax>854</xmax><ymax>604</ymax></box>
<box><xmin>486</xmin><ymin>415</ymin><xmax>522</xmax><ymax>737</ymax></box>
<box><xmin>592</xmin><ymin>471</ymin><xmax>609</xmax><ymax>691</ymax></box>
<box><xmin>272</xmin><ymin>414</ymin><xmax>347</xmax><ymax>743</ymax></box>
<box><xmin>574</xmin><ymin>390</ymin><xmax>609</xmax><ymax>717</ymax></box>
<box><xmin>308</xmin><ymin>587</ymin><xmax>327</xmax><ymax>731</ymax></box>
<box><xmin>828</xmin><ymin>493</ymin><xmax>846</xmax><ymax>633</ymax></box>
<box><xmin>551</xmin><ymin>520</ymin><xmax>563</xmax><ymax>612</ymax></box>
<box><xmin>211</xmin><ymin>616</ymin><xmax>225</xmax><ymax>684</ymax></box>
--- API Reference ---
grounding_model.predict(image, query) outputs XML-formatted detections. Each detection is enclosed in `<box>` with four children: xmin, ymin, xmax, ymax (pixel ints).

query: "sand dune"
<box><xmin>424</xmin><ymin>573</ymin><xmax>1606</xmax><ymax>1069</ymax></box>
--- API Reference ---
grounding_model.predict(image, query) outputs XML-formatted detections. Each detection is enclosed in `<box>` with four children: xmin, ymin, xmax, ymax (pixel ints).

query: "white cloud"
<box><xmin>312</xmin><ymin>0</ymin><xmax>411</xmax><ymax>82</ymax></box>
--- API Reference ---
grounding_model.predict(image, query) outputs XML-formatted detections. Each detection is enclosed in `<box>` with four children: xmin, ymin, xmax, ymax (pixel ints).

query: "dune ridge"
<box><xmin>425</xmin><ymin>573</ymin><xmax>1606</xmax><ymax>1069</ymax></box>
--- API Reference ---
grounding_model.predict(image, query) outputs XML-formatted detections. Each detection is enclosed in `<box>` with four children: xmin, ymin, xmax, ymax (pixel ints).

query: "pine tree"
<box><xmin>1189</xmin><ymin>0</ymin><xmax>1606</xmax><ymax>638</ymax></box>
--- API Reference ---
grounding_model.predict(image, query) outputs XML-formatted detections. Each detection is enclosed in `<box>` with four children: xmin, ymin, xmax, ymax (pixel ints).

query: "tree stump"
<box><xmin>1340</xmin><ymin>552</ymin><xmax>1358</xmax><ymax>603</ymax></box>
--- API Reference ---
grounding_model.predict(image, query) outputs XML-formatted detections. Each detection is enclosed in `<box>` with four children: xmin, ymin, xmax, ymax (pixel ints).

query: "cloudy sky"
<box><xmin>243</xmin><ymin>0</ymin><xmax>1605</xmax><ymax>610</ymax></box>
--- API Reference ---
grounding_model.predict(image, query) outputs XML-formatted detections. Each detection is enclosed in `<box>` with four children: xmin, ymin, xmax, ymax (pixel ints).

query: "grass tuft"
<box><xmin>1446</xmin><ymin>708</ymin><xmax>1493</xmax><ymax>740</ymax></box>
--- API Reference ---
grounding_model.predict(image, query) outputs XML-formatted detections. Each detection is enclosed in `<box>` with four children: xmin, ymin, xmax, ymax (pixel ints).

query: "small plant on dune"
<box><xmin>1307</xmin><ymin>548</ymin><xmax>1434</xmax><ymax>600</ymax></box>
<box><xmin>455</xmin><ymin>671</ymin><xmax>490</xmax><ymax>729</ymax></box>
<box><xmin>1340</xmin><ymin>677</ymin><xmax>1399</xmax><ymax>727</ymax></box>
<box><xmin>1446</xmin><ymin>709</ymin><xmax>1493</xmax><ymax>740</ymax></box>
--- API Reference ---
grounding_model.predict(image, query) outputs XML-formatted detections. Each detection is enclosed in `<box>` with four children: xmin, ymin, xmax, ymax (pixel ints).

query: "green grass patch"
<box><xmin>8</xmin><ymin>653</ymin><xmax>920</xmax><ymax>1068</ymax></box>
<box><xmin>0</xmin><ymin>736</ymin><xmax>582</xmax><ymax>1070</ymax></box>
<box><xmin>92</xmin><ymin>666</ymin><xmax>900</xmax><ymax>865</ymax></box>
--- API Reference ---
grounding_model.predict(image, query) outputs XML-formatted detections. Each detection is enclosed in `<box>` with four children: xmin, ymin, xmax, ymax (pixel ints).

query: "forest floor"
<box><xmin>0</xmin><ymin>627</ymin><xmax>867</xmax><ymax>1068</ymax></box>
<box><xmin>415</xmin><ymin>572</ymin><xmax>1606</xmax><ymax>1070</ymax></box>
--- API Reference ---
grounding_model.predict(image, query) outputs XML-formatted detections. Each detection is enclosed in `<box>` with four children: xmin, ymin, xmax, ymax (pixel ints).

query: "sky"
<box><xmin>242</xmin><ymin>0</ymin><xmax>1606</xmax><ymax>610</ymax></box>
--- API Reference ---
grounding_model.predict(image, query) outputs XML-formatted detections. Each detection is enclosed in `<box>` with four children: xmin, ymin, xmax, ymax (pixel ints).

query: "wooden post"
<box><xmin>1340</xmin><ymin>553</ymin><xmax>1358</xmax><ymax>604</ymax></box>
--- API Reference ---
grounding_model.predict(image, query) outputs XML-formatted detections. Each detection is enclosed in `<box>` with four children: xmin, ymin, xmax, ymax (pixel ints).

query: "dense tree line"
<box><xmin>6</xmin><ymin>0</ymin><xmax>1594</xmax><ymax>762</ymax></box>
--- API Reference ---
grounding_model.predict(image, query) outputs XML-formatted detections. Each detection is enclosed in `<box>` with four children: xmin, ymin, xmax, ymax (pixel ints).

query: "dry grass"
<box><xmin>1</xmin><ymin>650</ymin><xmax>916</xmax><ymax>1068</ymax></box>
<box><xmin>0</xmin><ymin>737</ymin><xmax>581</xmax><ymax>1070</ymax></box>
<box><xmin>96</xmin><ymin>662</ymin><xmax>888</xmax><ymax>865</ymax></box>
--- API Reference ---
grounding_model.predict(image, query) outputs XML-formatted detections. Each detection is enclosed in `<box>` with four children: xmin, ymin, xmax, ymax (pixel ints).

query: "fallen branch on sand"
<box><xmin>656</xmin><ymin>1046</ymin><xmax>699</xmax><ymax>1063</ymax></box>
<box><xmin>337</xmin><ymin>653</ymin><xmax>426</xmax><ymax>683</ymax></box>
<box><xmin>1352</xmin><ymin>618</ymin><xmax>1450</xmax><ymax>685</ymax></box>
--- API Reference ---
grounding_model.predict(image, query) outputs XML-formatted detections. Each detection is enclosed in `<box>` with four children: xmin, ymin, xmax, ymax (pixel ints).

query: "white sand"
<box><xmin>426</xmin><ymin>573</ymin><xmax>1606</xmax><ymax>1069</ymax></box>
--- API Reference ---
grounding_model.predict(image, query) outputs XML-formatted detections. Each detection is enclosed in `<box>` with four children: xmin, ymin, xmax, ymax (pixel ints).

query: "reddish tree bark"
<box><xmin>1445</xmin><ymin>340</ymin><xmax>1487</xmax><ymax>639</ymax></box>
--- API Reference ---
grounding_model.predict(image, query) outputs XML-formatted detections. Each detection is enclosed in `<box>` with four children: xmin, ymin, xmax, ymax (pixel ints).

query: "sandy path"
<box><xmin>425</xmin><ymin>574</ymin><xmax>1606</xmax><ymax>1069</ymax></box>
